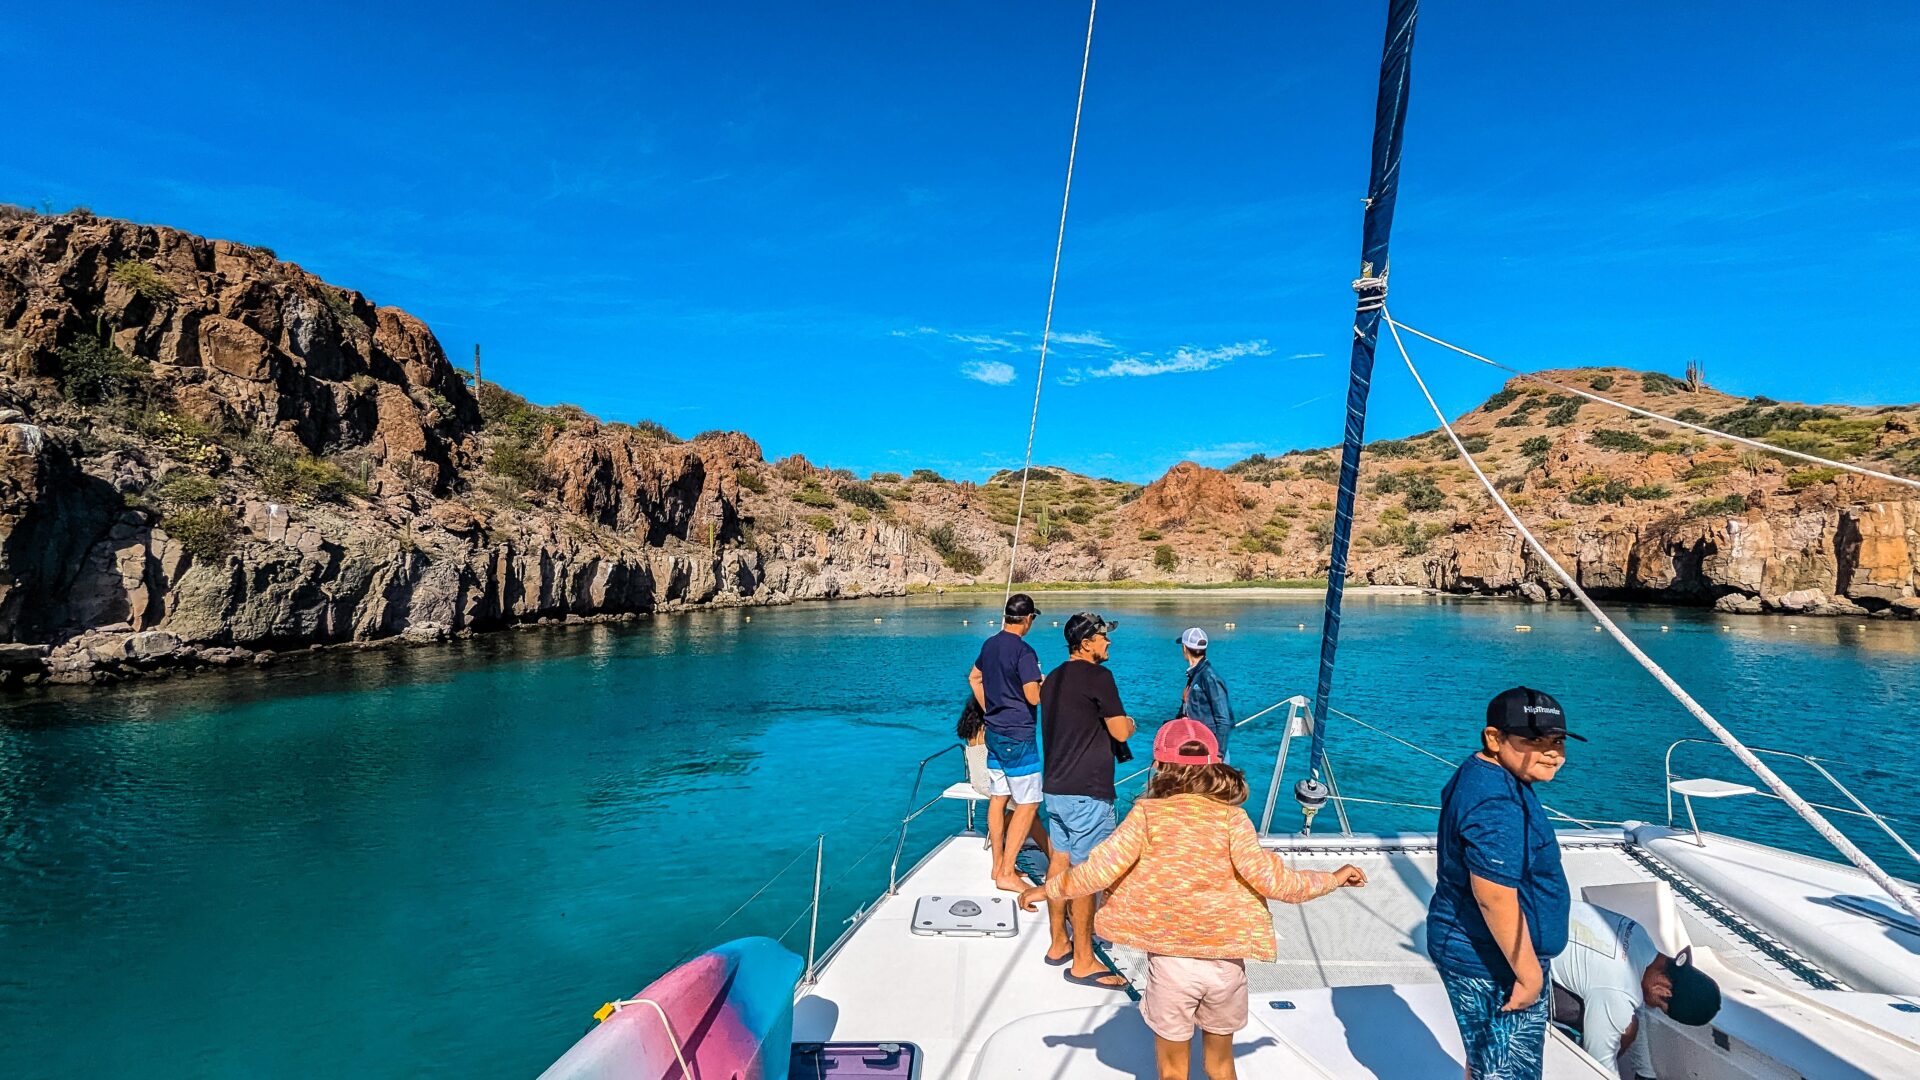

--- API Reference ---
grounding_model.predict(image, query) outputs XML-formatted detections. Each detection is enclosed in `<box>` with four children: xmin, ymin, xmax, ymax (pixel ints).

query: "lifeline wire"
<box><xmin>1382</xmin><ymin>309</ymin><xmax>1920</xmax><ymax>923</ymax></box>
<box><xmin>1005</xmin><ymin>0</ymin><xmax>1098</xmax><ymax>600</ymax></box>
<box><xmin>1386</xmin><ymin>316</ymin><xmax>1920</xmax><ymax>492</ymax></box>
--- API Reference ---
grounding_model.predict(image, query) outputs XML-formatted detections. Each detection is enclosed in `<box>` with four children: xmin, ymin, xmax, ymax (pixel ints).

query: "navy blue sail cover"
<box><xmin>1308</xmin><ymin>0</ymin><xmax>1419</xmax><ymax>784</ymax></box>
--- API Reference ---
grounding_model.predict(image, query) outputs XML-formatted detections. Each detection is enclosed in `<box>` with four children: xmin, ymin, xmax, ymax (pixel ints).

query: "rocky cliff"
<box><xmin>2</xmin><ymin>207</ymin><xmax>1917</xmax><ymax>685</ymax></box>
<box><xmin>0</xmin><ymin>210</ymin><xmax>921</xmax><ymax>684</ymax></box>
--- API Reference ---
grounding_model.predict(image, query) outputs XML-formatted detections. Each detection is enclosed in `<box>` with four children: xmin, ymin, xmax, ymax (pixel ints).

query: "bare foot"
<box><xmin>993</xmin><ymin>874</ymin><xmax>1027</xmax><ymax>893</ymax></box>
<box><xmin>1046</xmin><ymin>942</ymin><xmax>1073</xmax><ymax>963</ymax></box>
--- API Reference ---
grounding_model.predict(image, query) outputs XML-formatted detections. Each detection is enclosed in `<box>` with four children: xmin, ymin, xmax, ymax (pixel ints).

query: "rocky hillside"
<box><xmin>1</xmin><ymin>206</ymin><xmax>1918</xmax><ymax>684</ymax></box>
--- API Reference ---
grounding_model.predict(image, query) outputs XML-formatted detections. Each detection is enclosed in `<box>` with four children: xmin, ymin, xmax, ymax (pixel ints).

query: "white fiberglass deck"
<box><xmin>797</xmin><ymin>833</ymin><xmax>1617</xmax><ymax>1079</ymax></box>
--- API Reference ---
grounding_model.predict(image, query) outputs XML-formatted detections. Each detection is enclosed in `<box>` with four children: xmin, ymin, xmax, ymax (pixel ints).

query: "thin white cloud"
<box><xmin>951</xmin><ymin>333</ymin><xmax>1022</xmax><ymax>351</ymax></box>
<box><xmin>1051</xmin><ymin>330</ymin><xmax>1116</xmax><ymax>349</ymax></box>
<box><xmin>1078</xmin><ymin>340</ymin><xmax>1272</xmax><ymax>380</ymax></box>
<box><xmin>961</xmin><ymin>360</ymin><xmax>1018</xmax><ymax>386</ymax></box>
<box><xmin>1290</xmin><ymin>351</ymin><xmax>1326</xmax><ymax>360</ymax></box>
<box><xmin>1180</xmin><ymin>440</ymin><xmax>1266</xmax><ymax>463</ymax></box>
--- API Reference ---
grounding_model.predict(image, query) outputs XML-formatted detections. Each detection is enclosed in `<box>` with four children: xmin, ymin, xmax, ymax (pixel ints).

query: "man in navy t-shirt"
<box><xmin>969</xmin><ymin>593</ymin><xmax>1045</xmax><ymax>892</ymax></box>
<box><xmin>1427</xmin><ymin>686</ymin><xmax>1580</xmax><ymax>1080</ymax></box>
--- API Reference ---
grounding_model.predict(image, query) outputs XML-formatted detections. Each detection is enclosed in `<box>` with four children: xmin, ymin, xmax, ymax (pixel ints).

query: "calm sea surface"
<box><xmin>3</xmin><ymin>593</ymin><xmax>1917</xmax><ymax>1077</ymax></box>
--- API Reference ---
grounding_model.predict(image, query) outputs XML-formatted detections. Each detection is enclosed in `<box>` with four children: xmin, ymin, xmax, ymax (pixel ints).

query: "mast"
<box><xmin>1302</xmin><ymin>0</ymin><xmax>1419</xmax><ymax>823</ymax></box>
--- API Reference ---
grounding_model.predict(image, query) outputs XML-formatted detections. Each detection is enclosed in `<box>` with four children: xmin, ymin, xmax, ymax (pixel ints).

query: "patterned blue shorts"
<box><xmin>1439</xmin><ymin>964</ymin><xmax>1551</xmax><ymax>1080</ymax></box>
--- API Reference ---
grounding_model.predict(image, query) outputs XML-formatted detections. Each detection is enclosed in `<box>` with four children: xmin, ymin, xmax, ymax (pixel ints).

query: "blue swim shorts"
<box><xmin>1438</xmin><ymin>963</ymin><xmax>1551</xmax><ymax>1080</ymax></box>
<box><xmin>1046</xmin><ymin>793</ymin><xmax>1116</xmax><ymax>866</ymax></box>
<box><xmin>982</xmin><ymin>729</ymin><xmax>1043</xmax><ymax>805</ymax></box>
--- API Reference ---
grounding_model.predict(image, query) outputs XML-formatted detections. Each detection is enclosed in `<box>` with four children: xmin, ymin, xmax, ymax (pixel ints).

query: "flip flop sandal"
<box><xmin>1043</xmin><ymin>950</ymin><xmax>1072</xmax><ymax>967</ymax></box>
<box><xmin>1062</xmin><ymin>969</ymin><xmax>1129</xmax><ymax>990</ymax></box>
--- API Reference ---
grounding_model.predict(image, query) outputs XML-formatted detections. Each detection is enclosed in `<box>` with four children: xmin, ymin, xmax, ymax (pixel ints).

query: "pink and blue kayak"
<box><xmin>541</xmin><ymin>937</ymin><xmax>804</xmax><ymax>1080</ymax></box>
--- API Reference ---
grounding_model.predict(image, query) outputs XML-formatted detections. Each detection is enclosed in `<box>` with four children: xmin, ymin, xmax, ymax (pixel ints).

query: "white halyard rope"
<box><xmin>1386</xmin><ymin>316</ymin><xmax>1920</xmax><ymax>492</ymax></box>
<box><xmin>1381</xmin><ymin>309</ymin><xmax>1920</xmax><ymax>922</ymax></box>
<box><xmin>1005</xmin><ymin>0</ymin><xmax>1098</xmax><ymax>599</ymax></box>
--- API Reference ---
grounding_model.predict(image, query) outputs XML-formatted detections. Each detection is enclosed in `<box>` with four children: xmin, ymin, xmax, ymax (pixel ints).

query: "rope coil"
<box><xmin>1352</xmin><ymin>274</ymin><xmax>1388</xmax><ymax>313</ymax></box>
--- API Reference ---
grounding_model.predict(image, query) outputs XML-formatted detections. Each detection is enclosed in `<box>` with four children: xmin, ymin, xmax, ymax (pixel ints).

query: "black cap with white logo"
<box><xmin>1486</xmin><ymin>686</ymin><xmax>1586</xmax><ymax>741</ymax></box>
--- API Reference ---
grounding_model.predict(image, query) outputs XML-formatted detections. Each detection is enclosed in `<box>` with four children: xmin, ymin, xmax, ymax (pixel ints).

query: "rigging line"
<box><xmin>1329</xmin><ymin>705</ymin><xmax>1600</xmax><ymax>829</ymax></box>
<box><xmin>1387</xmin><ymin>316</ymin><xmax>1920</xmax><ymax>493</ymax></box>
<box><xmin>1005</xmin><ymin>0</ymin><xmax>1098</xmax><ymax>600</ymax></box>
<box><xmin>1382</xmin><ymin>308</ymin><xmax>1920</xmax><ymax>923</ymax></box>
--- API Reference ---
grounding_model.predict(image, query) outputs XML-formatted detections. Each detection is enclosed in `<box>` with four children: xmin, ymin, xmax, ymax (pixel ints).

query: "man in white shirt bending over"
<box><xmin>1552</xmin><ymin>901</ymin><xmax>1722</xmax><ymax>1079</ymax></box>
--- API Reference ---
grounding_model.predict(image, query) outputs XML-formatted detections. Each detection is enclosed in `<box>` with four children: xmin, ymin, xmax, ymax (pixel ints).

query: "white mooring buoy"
<box><xmin>1514</xmin><ymin>625</ymin><xmax>1532</xmax><ymax>633</ymax></box>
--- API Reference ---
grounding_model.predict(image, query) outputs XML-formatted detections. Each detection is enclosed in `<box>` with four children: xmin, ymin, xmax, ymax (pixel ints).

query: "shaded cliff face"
<box><xmin>2</xmin><ymin>207</ymin><xmax>1918</xmax><ymax>685</ymax></box>
<box><xmin>0</xmin><ymin>210</ymin><xmax>905</xmax><ymax>684</ymax></box>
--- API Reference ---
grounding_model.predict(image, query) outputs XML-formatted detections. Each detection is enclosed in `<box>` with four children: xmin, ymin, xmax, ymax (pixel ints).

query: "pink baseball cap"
<box><xmin>1153</xmin><ymin>718</ymin><xmax>1221</xmax><ymax>765</ymax></box>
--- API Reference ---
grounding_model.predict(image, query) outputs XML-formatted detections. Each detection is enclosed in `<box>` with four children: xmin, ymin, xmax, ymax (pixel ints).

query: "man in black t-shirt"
<box><xmin>1038</xmin><ymin>611</ymin><xmax>1135</xmax><ymax>989</ymax></box>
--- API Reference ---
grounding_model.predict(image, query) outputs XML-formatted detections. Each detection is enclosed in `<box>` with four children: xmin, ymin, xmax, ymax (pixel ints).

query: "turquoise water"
<box><xmin>3</xmin><ymin>594</ymin><xmax>1918</xmax><ymax>1078</ymax></box>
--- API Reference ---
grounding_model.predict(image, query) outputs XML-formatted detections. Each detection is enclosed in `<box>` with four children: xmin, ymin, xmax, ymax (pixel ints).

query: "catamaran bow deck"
<box><xmin>793</xmin><ymin>824</ymin><xmax>1920</xmax><ymax>1079</ymax></box>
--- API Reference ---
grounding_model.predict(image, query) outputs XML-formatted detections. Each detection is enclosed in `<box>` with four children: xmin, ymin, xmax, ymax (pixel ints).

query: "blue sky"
<box><xmin>6</xmin><ymin>2</ymin><xmax>1917</xmax><ymax>483</ymax></box>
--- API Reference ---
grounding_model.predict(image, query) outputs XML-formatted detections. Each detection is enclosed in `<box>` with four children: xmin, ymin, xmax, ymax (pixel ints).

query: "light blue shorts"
<box><xmin>1046</xmin><ymin>794</ymin><xmax>1116</xmax><ymax>866</ymax></box>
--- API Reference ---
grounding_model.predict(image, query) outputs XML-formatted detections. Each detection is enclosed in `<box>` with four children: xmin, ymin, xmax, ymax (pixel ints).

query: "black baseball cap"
<box><xmin>1486</xmin><ymin>686</ymin><xmax>1585</xmax><ymax>741</ymax></box>
<box><xmin>1005</xmin><ymin>593</ymin><xmax>1039</xmax><ymax>619</ymax></box>
<box><xmin>1665</xmin><ymin>947</ymin><xmax>1722</xmax><ymax>1026</ymax></box>
<box><xmin>1064</xmin><ymin>611</ymin><xmax>1118</xmax><ymax>651</ymax></box>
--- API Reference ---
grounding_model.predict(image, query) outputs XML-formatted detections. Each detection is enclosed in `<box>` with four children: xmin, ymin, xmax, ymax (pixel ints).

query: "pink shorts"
<box><xmin>1139</xmin><ymin>955</ymin><xmax>1248</xmax><ymax>1040</ymax></box>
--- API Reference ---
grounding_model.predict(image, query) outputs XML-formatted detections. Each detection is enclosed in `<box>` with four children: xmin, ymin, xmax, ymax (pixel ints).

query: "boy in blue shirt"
<box><xmin>1427</xmin><ymin>687</ymin><xmax>1581</xmax><ymax>1080</ymax></box>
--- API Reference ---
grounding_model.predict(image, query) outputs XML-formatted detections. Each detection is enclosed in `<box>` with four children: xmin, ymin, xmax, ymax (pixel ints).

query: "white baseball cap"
<box><xmin>1176</xmin><ymin>627</ymin><xmax>1209</xmax><ymax>651</ymax></box>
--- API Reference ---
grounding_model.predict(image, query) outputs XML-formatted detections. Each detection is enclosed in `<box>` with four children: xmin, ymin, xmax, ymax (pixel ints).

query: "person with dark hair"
<box><xmin>1552</xmin><ymin>902</ymin><xmax>1721</xmax><ymax>1079</ymax></box>
<box><xmin>1019</xmin><ymin>719</ymin><xmax>1366</xmax><ymax>1080</ymax></box>
<box><xmin>1428</xmin><ymin>686</ymin><xmax>1580</xmax><ymax>1080</ymax></box>
<box><xmin>970</xmin><ymin>593</ymin><xmax>1046</xmax><ymax>892</ymax></box>
<box><xmin>1038</xmin><ymin>611</ymin><xmax>1134</xmax><ymax>987</ymax></box>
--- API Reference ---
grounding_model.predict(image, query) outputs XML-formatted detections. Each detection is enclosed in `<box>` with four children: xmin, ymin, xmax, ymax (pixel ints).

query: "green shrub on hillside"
<box><xmin>910</xmin><ymin>468</ymin><xmax>947</xmax><ymax>483</ymax></box>
<box><xmin>838</xmin><ymin>481</ymin><xmax>887</xmax><ymax>511</ymax></box>
<box><xmin>1589</xmin><ymin>374</ymin><xmax>1614</xmax><ymax>391</ymax></box>
<box><xmin>54</xmin><ymin>329</ymin><xmax>149</xmax><ymax>404</ymax></box>
<box><xmin>1674</xmin><ymin>407</ymin><xmax>1707</xmax><ymax>423</ymax></box>
<box><xmin>486</xmin><ymin>441</ymin><xmax>548</xmax><ymax>489</ymax></box>
<box><xmin>165</xmin><ymin>505</ymin><xmax>239</xmax><ymax>560</ymax></box>
<box><xmin>1370</xmin><ymin>438</ymin><xmax>1420</xmax><ymax>459</ymax></box>
<box><xmin>735</xmin><ymin>469</ymin><xmax>767</xmax><ymax>494</ymax></box>
<box><xmin>1688</xmin><ymin>494</ymin><xmax>1747</xmax><ymax>519</ymax></box>
<box><xmin>1298</xmin><ymin>456</ymin><xmax>1340</xmax><ymax>483</ymax></box>
<box><xmin>1544</xmin><ymin>399</ymin><xmax>1582</xmax><ymax>427</ymax></box>
<box><xmin>1402</xmin><ymin>475</ymin><xmax>1445</xmax><ymax>512</ymax></box>
<box><xmin>1786</xmin><ymin>467</ymin><xmax>1842</xmax><ymax>490</ymax></box>
<box><xmin>805</xmin><ymin>514</ymin><xmax>834</xmax><ymax>533</ymax></box>
<box><xmin>925</xmin><ymin>523</ymin><xmax>984</xmax><ymax>574</ymax></box>
<box><xmin>1568</xmin><ymin>478</ymin><xmax>1626</xmax><ymax>505</ymax></box>
<box><xmin>110</xmin><ymin>259</ymin><xmax>175</xmax><ymax>301</ymax></box>
<box><xmin>1627</xmin><ymin>484</ymin><xmax>1670</xmax><ymax>501</ymax></box>
<box><xmin>1641</xmin><ymin>372</ymin><xmax>1684</xmax><ymax>395</ymax></box>
<box><xmin>146</xmin><ymin>471</ymin><xmax>219</xmax><ymax>507</ymax></box>
<box><xmin>632</xmin><ymin>419</ymin><xmax>679</xmax><ymax>442</ymax></box>
<box><xmin>1153</xmin><ymin>544</ymin><xmax>1178</xmax><ymax>573</ymax></box>
<box><xmin>1482</xmin><ymin>388</ymin><xmax>1521</xmax><ymax>412</ymax></box>
<box><xmin>1460</xmin><ymin>435</ymin><xmax>1490</xmax><ymax>454</ymax></box>
<box><xmin>252</xmin><ymin>444</ymin><xmax>370</xmax><ymax>503</ymax></box>
<box><xmin>794</xmin><ymin>483</ymin><xmax>836</xmax><ymax>508</ymax></box>
<box><xmin>1520</xmin><ymin>436</ymin><xmax>1554</xmax><ymax>458</ymax></box>
<box><xmin>1590</xmin><ymin>429</ymin><xmax>1655</xmax><ymax>453</ymax></box>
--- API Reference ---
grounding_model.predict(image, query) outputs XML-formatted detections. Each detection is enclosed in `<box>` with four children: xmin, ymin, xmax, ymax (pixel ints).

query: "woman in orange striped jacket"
<box><xmin>1019</xmin><ymin>718</ymin><xmax>1367</xmax><ymax>1080</ymax></box>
